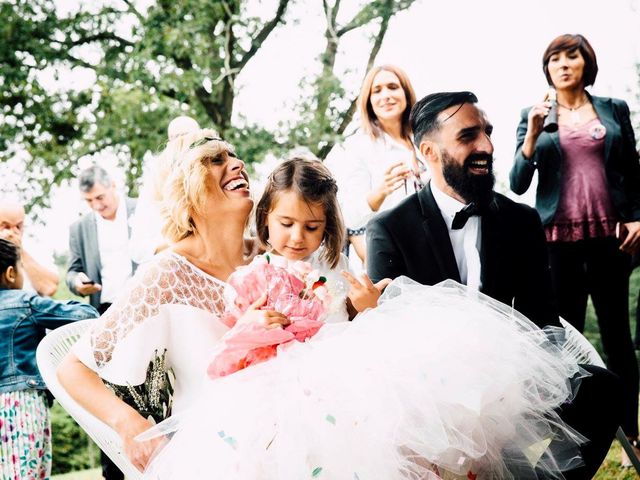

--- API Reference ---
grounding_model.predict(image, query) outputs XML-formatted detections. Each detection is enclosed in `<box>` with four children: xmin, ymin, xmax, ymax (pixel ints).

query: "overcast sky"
<box><xmin>15</xmin><ymin>0</ymin><xmax>640</xmax><ymax>258</ymax></box>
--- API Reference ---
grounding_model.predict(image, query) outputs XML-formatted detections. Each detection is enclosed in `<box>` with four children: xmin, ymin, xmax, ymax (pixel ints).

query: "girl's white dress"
<box><xmin>141</xmin><ymin>278</ymin><xmax>587</xmax><ymax>480</ymax></box>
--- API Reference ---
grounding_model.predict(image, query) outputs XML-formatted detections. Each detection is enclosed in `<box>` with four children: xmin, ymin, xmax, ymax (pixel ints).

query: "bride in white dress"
<box><xmin>59</xmin><ymin>134</ymin><xmax>588</xmax><ymax>479</ymax></box>
<box><xmin>57</xmin><ymin>130</ymin><xmax>278</xmax><ymax>471</ymax></box>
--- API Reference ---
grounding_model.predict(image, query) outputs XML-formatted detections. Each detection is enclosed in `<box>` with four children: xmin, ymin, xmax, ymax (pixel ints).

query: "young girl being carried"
<box><xmin>208</xmin><ymin>157</ymin><xmax>390</xmax><ymax>377</ymax></box>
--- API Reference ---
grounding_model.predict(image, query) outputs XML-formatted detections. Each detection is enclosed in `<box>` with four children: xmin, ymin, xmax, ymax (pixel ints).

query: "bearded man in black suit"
<box><xmin>367</xmin><ymin>91</ymin><xmax>622</xmax><ymax>479</ymax></box>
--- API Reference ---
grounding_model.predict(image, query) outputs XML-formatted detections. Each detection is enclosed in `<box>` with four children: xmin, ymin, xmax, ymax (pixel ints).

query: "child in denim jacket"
<box><xmin>0</xmin><ymin>238</ymin><xmax>98</xmax><ymax>479</ymax></box>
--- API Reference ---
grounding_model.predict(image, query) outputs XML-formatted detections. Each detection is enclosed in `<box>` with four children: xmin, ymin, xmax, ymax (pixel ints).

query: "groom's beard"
<box><xmin>441</xmin><ymin>150</ymin><xmax>495</xmax><ymax>208</ymax></box>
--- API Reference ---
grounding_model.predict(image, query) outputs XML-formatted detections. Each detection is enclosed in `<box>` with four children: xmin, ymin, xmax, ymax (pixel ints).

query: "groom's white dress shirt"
<box><xmin>430</xmin><ymin>183</ymin><xmax>482</xmax><ymax>291</ymax></box>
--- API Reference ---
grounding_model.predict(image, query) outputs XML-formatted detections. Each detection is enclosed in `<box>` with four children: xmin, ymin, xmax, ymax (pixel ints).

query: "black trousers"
<box><xmin>548</xmin><ymin>237</ymin><xmax>638</xmax><ymax>437</ymax></box>
<box><xmin>554</xmin><ymin>365</ymin><xmax>622</xmax><ymax>479</ymax></box>
<box><xmin>97</xmin><ymin>302</ymin><xmax>124</xmax><ymax>480</ymax></box>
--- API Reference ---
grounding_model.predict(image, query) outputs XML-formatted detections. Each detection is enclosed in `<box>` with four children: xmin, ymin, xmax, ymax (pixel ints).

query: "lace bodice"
<box><xmin>74</xmin><ymin>252</ymin><xmax>231</xmax><ymax>411</ymax></box>
<box><xmin>91</xmin><ymin>252</ymin><xmax>226</xmax><ymax>366</ymax></box>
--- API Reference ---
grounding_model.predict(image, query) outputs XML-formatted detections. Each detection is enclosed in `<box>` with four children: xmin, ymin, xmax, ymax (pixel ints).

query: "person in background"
<box><xmin>65</xmin><ymin>164</ymin><xmax>138</xmax><ymax>480</ymax></box>
<box><xmin>128</xmin><ymin>115</ymin><xmax>200</xmax><ymax>264</ymax></box>
<box><xmin>0</xmin><ymin>238</ymin><xmax>98</xmax><ymax>480</ymax></box>
<box><xmin>325</xmin><ymin>64</ymin><xmax>427</xmax><ymax>267</ymax></box>
<box><xmin>0</xmin><ymin>199</ymin><xmax>59</xmax><ymax>296</ymax></box>
<box><xmin>509</xmin><ymin>33</ymin><xmax>640</xmax><ymax>466</ymax></box>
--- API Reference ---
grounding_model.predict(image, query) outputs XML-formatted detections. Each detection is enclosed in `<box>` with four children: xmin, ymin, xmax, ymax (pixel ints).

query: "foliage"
<box><xmin>1</xmin><ymin>0</ymin><xmax>418</xmax><ymax>215</ymax></box>
<box><xmin>50</xmin><ymin>402</ymin><xmax>100</xmax><ymax>475</ymax></box>
<box><xmin>290</xmin><ymin>0</ymin><xmax>417</xmax><ymax>159</ymax></box>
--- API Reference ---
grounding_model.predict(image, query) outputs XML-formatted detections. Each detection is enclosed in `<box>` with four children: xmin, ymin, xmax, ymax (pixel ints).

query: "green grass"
<box><xmin>595</xmin><ymin>441</ymin><xmax>640</xmax><ymax>479</ymax></box>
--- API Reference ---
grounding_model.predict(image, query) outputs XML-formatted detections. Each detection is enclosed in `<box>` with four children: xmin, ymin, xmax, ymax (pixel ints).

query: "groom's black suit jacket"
<box><xmin>366</xmin><ymin>182</ymin><xmax>561</xmax><ymax>329</ymax></box>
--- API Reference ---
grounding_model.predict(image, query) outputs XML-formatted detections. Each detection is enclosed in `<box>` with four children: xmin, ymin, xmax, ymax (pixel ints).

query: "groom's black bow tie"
<box><xmin>452</xmin><ymin>202</ymin><xmax>480</xmax><ymax>230</ymax></box>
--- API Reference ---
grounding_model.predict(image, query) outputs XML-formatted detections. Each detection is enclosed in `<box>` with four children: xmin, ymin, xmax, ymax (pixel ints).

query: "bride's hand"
<box><xmin>237</xmin><ymin>293</ymin><xmax>290</xmax><ymax>329</ymax></box>
<box><xmin>342</xmin><ymin>271</ymin><xmax>392</xmax><ymax>313</ymax></box>
<box><xmin>114</xmin><ymin>408</ymin><xmax>164</xmax><ymax>472</ymax></box>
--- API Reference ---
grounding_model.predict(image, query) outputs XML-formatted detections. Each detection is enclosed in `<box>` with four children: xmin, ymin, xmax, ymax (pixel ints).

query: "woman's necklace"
<box><xmin>557</xmin><ymin>97</ymin><xmax>590</xmax><ymax>125</ymax></box>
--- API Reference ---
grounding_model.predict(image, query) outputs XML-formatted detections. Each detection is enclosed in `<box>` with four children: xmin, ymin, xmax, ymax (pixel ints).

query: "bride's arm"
<box><xmin>56</xmin><ymin>259</ymin><xmax>177</xmax><ymax>471</ymax></box>
<box><xmin>57</xmin><ymin>352</ymin><xmax>161</xmax><ymax>472</ymax></box>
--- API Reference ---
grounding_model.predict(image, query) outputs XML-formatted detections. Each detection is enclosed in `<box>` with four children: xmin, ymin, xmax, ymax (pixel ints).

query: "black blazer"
<box><xmin>510</xmin><ymin>94</ymin><xmax>640</xmax><ymax>225</ymax></box>
<box><xmin>366</xmin><ymin>183</ymin><xmax>561</xmax><ymax>329</ymax></box>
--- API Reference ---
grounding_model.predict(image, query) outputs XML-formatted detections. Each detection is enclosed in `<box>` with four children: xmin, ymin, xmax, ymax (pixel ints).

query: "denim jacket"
<box><xmin>0</xmin><ymin>288</ymin><xmax>99</xmax><ymax>394</ymax></box>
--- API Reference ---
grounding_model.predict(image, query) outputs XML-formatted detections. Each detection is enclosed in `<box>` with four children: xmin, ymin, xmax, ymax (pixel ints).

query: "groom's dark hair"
<box><xmin>410</xmin><ymin>91</ymin><xmax>478</xmax><ymax>146</ymax></box>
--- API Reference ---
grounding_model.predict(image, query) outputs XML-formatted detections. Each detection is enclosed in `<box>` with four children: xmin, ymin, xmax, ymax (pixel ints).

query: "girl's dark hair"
<box><xmin>0</xmin><ymin>238</ymin><xmax>20</xmax><ymax>273</ymax></box>
<box><xmin>542</xmin><ymin>34</ymin><xmax>598</xmax><ymax>87</ymax></box>
<box><xmin>256</xmin><ymin>157</ymin><xmax>345</xmax><ymax>269</ymax></box>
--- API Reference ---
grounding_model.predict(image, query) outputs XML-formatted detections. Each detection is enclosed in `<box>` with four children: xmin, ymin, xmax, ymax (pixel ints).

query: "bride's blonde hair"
<box><xmin>156</xmin><ymin>129</ymin><xmax>235</xmax><ymax>242</ymax></box>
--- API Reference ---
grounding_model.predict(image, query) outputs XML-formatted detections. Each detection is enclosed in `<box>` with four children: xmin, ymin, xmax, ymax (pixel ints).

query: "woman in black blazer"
<box><xmin>510</xmin><ymin>33</ymin><xmax>640</xmax><ymax>465</ymax></box>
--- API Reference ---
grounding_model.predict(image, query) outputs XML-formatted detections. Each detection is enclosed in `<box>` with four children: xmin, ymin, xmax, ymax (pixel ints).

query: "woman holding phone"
<box><xmin>509</xmin><ymin>33</ymin><xmax>640</xmax><ymax>465</ymax></box>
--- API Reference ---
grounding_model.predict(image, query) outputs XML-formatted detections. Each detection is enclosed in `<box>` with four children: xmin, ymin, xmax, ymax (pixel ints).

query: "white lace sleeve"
<box><xmin>73</xmin><ymin>253</ymin><xmax>227</xmax><ymax>386</ymax></box>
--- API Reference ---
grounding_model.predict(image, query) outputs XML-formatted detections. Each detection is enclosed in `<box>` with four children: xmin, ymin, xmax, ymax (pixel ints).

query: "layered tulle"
<box><xmin>141</xmin><ymin>278</ymin><xmax>588</xmax><ymax>480</ymax></box>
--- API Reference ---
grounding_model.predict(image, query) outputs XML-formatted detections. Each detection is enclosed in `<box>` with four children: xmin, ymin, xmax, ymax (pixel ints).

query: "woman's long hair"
<box><xmin>357</xmin><ymin>64</ymin><xmax>416</xmax><ymax>143</ymax></box>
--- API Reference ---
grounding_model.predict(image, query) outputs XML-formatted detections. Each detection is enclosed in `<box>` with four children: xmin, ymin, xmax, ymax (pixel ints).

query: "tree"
<box><xmin>1</xmin><ymin>0</ymin><xmax>417</xmax><ymax>212</ymax></box>
<box><xmin>291</xmin><ymin>0</ymin><xmax>416</xmax><ymax>159</ymax></box>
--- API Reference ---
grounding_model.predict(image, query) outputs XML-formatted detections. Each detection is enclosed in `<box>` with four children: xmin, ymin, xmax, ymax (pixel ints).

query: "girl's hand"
<box><xmin>342</xmin><ymin>271</ymin><xmax>392</xmax><ymax>313</ymax></box>
<box><xmin>114</xmin><ymin>409</ymin><xmax>165</xmax><ymax>472</ymax></box>
<box><xmin>237</xmin><ymin>293</ymin><xmax>290</xmax><ymax>329</ymax></box>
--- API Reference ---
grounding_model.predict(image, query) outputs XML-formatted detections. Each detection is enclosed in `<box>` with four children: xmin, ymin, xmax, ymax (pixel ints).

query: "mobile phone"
<box><xmin>616</xmin><ymin>222</ymin><xmax>629</xmax><ymax>241</ymax></box>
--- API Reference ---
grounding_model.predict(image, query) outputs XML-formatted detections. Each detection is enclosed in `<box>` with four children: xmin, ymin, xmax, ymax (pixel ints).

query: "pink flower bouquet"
<box><xmin>208</xmin><ymin>254</ymin><xmax>331</xmax><ymax>378</ymax></box>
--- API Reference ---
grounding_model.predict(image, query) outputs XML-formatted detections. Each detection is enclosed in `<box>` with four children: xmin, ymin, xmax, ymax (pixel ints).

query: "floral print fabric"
<box><xmin>0</xmin><ymin>389</ymin><xmax>51</xmax><ymax>480</ymax></box>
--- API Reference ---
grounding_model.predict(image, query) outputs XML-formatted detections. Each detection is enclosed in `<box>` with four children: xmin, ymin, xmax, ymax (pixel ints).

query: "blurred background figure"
<box><xmin>128</xmin><ymin>115</ymin><xmax>200</xmax><ymax>264</ymax></box>
<box><xmin>0</xmin><ymin>198</ymin><xmax>59</xmax><ymax>296</ymax></box>
<box><xmin>509</xmin><ymin>33</ymin><xmax>640</xmax><ymax>466</ymax></box>
<box><xmin>66</xmin><ymin>165</ymin><xmax>138</xmax><ymax>480</ymax></box>
<box><xmin>326</xmin><ymin>64</ymin><xmax>427</xmax><ymax>270</ymax></box>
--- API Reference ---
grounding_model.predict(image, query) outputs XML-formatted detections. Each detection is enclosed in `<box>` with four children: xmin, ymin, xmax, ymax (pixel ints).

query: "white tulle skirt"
<box><xmin>141</xmin><ymin>279</ymin><xmax>588</xmax><ymax>480</ymax></box>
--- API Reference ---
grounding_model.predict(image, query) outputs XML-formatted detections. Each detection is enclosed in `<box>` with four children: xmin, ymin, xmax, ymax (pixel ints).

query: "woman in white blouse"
<box><xmin>326</xmin><ymin>65</ymin><xmax>427</xmax><ymax>263</ymax></box>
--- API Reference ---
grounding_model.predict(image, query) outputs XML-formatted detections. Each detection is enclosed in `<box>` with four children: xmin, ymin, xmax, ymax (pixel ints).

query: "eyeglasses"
<box><xmin>188</xmin><ymin>136</ymin><xmax>222</xmax><ymax>149</ymax></box>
